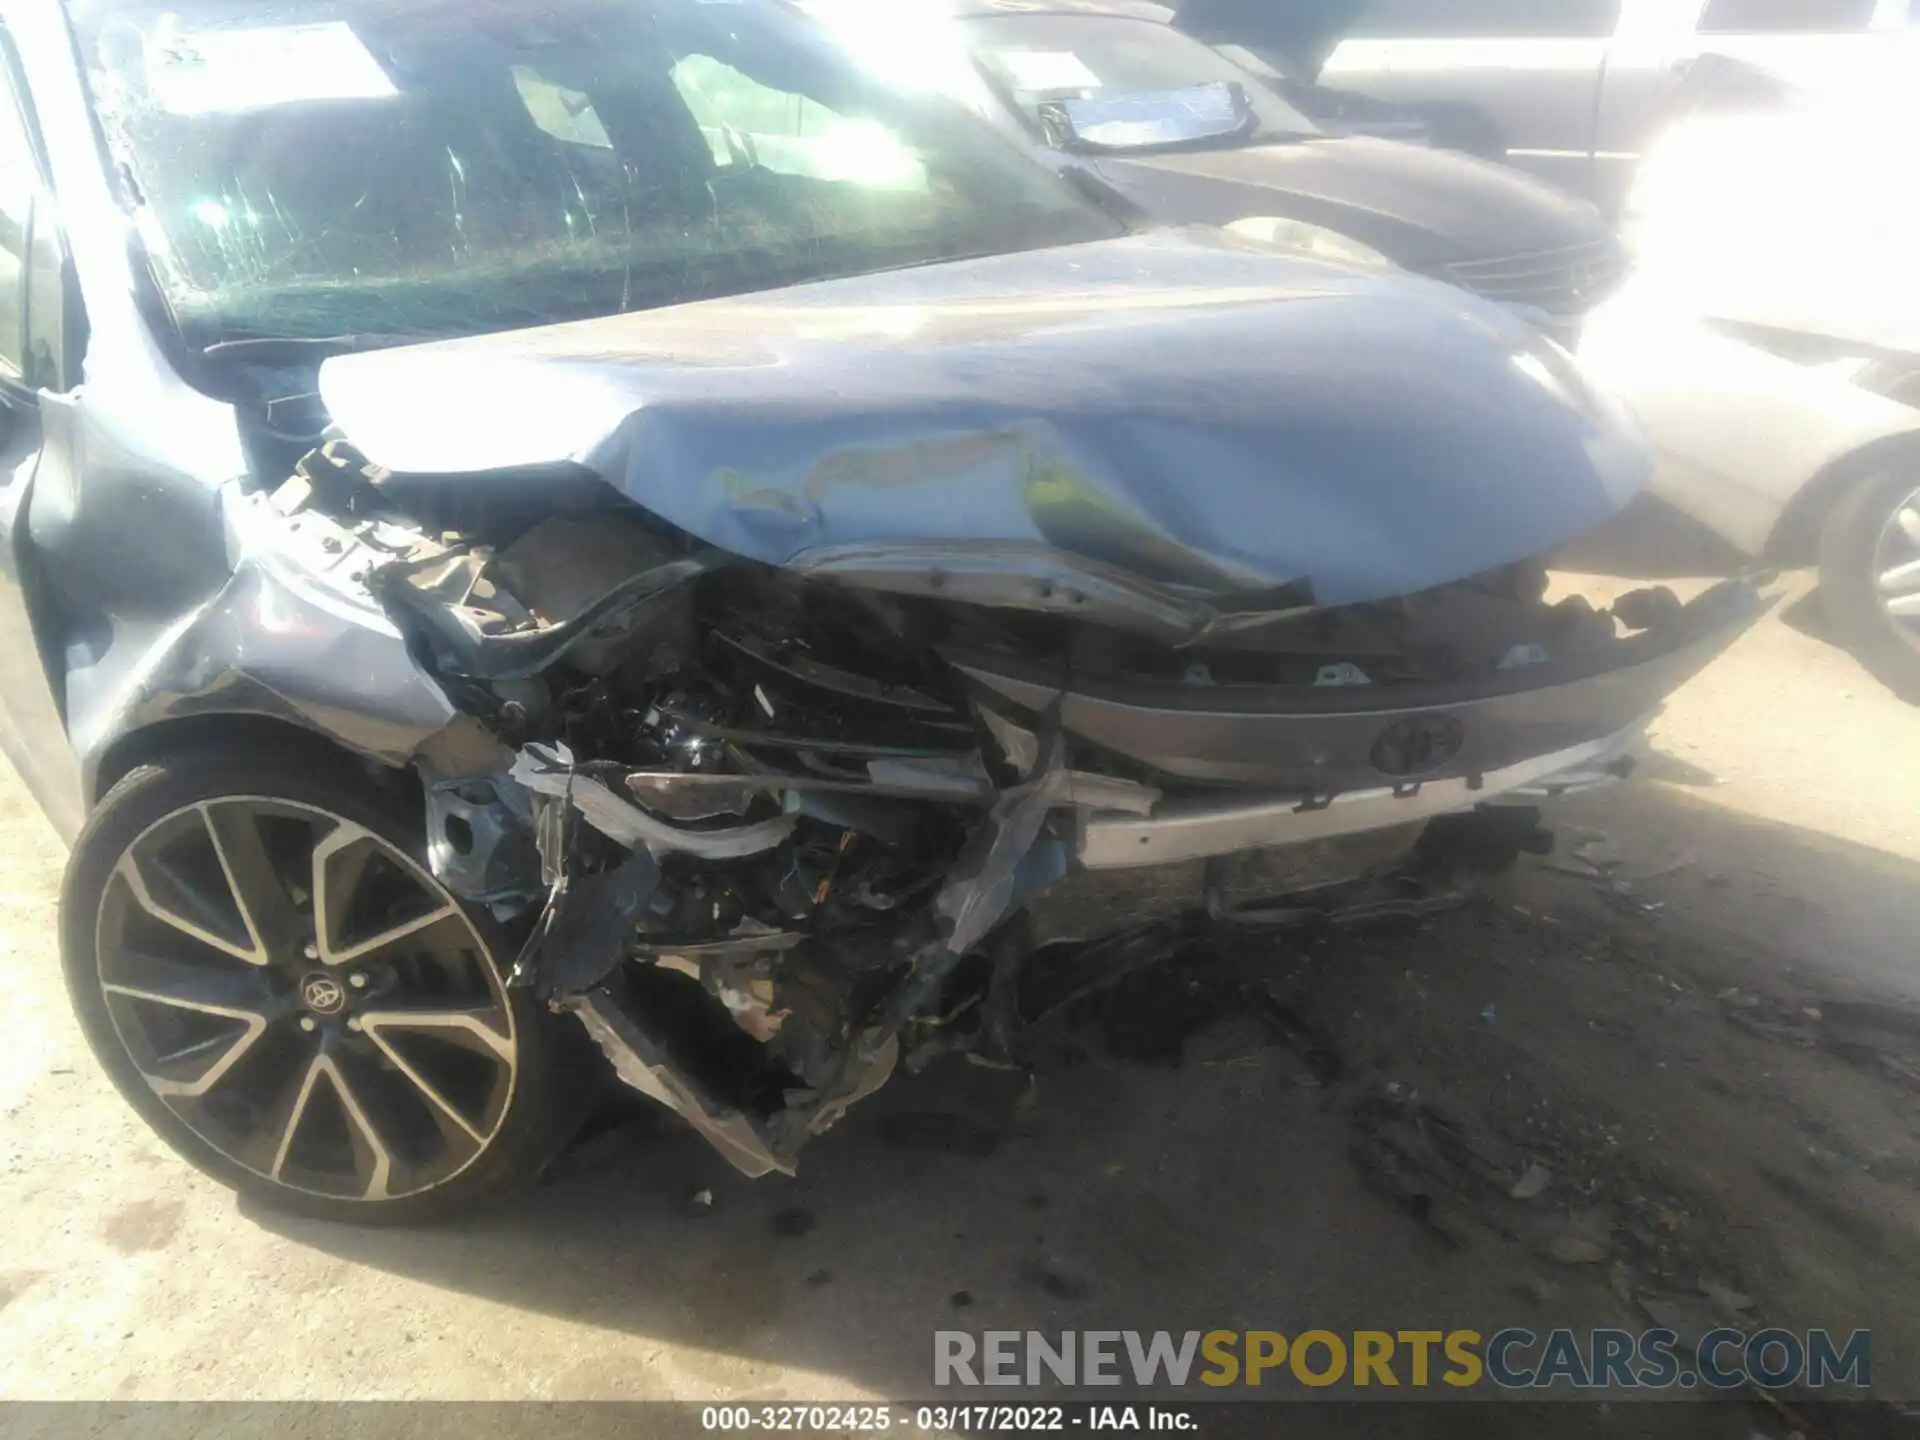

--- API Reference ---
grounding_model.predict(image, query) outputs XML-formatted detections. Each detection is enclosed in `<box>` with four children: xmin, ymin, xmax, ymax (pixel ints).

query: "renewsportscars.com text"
<box><xmin>933</xmin><ymin>1328</ymin><xmax>1872</xmax><ymax>1392</ymax></box>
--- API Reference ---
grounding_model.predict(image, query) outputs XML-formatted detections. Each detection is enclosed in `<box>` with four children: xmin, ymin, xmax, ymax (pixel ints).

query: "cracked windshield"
<box><xmin>73</xmin><ymin>0</ymin><xmax>1116</xmax><ymax>346</ymax></box>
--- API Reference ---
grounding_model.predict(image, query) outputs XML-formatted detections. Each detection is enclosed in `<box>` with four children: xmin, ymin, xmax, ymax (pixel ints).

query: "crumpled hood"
<box><xmin>1096</xmin><ymin>135</ymin><xmax>1608</xmax><ymax>267</ymax></box>
<box><xmin>319</xmin><ymin>231</ymin><xmax>1646</xmax><ymax>611</ymax></box>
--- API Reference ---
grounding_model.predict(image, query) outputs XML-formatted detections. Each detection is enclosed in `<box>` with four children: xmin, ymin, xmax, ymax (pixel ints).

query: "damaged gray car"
<box><xmin>0</xmin><ymin>0</ymin><xmax>1761</xmax><ymax>1222</ymax></box>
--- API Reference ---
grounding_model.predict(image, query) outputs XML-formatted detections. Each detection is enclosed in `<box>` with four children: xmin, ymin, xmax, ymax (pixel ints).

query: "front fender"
<box><xmin>72</xmin><ymin>487</ymin><xmax>506</xmax><ymax>812</ymax></box>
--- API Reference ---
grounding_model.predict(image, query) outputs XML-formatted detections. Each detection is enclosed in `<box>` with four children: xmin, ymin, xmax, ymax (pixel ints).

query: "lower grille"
<box><xmin>1444</xmin><ymin>237</ymin><xmax>1629</xmax><ymax>318</ymax></box>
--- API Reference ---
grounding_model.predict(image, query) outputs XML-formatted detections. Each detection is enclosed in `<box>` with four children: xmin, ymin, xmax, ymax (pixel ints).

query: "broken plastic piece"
<box><xmin>565</xmin><ymin>979</ymin><xmax>791</xmax><ymax>1178</ymax></box>
<box><xmin>512</xmin><ymin>742</ymin><xmax>796</xmax><ymax>858</ymax></box>
<box><xmin>539</xmin><ymin>850</ymin><xmax>662</xmax><ymax>996</ymax></box>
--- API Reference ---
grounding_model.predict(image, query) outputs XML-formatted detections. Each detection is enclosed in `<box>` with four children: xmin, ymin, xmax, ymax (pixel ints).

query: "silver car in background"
<box><xmin>1205</xmin><ymin>0</ymin><xmax>1913</xmax><ymax>207</ymax></box>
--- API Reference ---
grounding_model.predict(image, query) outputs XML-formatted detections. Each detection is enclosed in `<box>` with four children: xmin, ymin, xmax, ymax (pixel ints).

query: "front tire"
<box><xmin>1819</xmin><ymin>469</ymin><xmax>1920</xmax><ymax>703</ymax></box>
<box><xmin>61</xmin><ymin>741</ymin><xmax>578</xmax><ymax>1224</ymax></box>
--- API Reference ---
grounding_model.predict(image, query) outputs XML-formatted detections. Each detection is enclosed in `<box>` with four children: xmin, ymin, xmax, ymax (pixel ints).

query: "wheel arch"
<box><xmin>86</xmin><ymin>711</ymin><xmax>420</xmax><ymax>817</ymax></box>
<box><xmin>1763</xmin><ymin>428</ymin><xmax>1920</xmax><ymax>569</ymax></box>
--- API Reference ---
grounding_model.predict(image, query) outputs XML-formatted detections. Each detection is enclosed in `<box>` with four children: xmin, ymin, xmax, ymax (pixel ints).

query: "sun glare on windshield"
<box><xmin>142</xmin><ymin>18</ymin><xmax>399</xmax><ymax>115</ymax></box>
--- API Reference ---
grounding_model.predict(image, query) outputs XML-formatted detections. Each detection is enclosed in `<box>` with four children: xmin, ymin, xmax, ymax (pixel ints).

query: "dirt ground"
<box><xmin>1</xmin><ymin>504</ymin><xmax>1917</xmax><ymax>1430</ymax></box>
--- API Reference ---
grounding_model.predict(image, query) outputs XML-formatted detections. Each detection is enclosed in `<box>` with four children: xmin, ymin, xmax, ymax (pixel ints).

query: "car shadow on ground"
<box><xmin>253</xmin><ymin>773</ymin><xmax>1920</xmax><ymax>1425</ymax></box>
<box><xmin>1553</xmin><ymin>496</ymin><xmax>1750</xmax><ymax>582</ymax></box>
<box><xmin>258</xmin><ymin>998</ymin><xmax>1529</xmax><ymax>1403</ymax></box>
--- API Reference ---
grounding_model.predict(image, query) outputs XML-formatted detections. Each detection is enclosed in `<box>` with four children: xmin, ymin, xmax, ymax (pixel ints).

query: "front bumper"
<box><xmin>959</xmin><ymin>578</ymin><xmax>1767</xmax><ymax>871</ymax></box>
<box><xmin>1075</xmin><ymin>722</ymin><xmax>1640</xmax><ymax>869</ymax></box>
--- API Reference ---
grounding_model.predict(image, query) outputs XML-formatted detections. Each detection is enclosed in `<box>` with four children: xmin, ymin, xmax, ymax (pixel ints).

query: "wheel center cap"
<box><xmin>299</xmin><ymin>972</ymin><xmax>348</xmax><ymax>1016</ymax></box>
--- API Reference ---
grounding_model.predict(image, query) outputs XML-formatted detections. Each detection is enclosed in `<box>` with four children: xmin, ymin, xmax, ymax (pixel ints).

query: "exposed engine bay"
<box><xmin>266</xmin><ymin>440</ymin><xmax>1763</xmax><ymax>1178</ymax></box>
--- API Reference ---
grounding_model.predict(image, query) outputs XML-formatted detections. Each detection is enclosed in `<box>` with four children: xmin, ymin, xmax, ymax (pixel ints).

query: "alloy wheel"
<box><xmin>93</xmin><ymin>797</ymin><xmax>518</xmax><ymax>1203</ymax></box>
<box><xmin>1876</xmin><ymin>484</ymin><xmax>1920</xmax><ymax>653</ymax></box>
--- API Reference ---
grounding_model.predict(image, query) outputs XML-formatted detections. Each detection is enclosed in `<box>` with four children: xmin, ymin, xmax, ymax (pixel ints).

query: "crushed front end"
<box><xmin>220</xmin><ymin>237</ymin><xmax>1764</xmax><ymax>1177</ymax></box>
<box><xmin>269</xmin><ymin>459</ymin><xmax>1761</xmax><ymax>1178</ymax></box>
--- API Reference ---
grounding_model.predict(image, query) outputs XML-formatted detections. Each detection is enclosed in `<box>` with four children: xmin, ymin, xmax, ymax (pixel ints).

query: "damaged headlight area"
<box><xmin>278</xmin><ymin>452</ymin><xmax>1761</xmax><ymax>1180</ymax></box>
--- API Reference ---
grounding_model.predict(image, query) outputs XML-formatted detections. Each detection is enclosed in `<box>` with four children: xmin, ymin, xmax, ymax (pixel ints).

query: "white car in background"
<box><xmin>1576</xmin><ymin>50</ymin><xmax>1920</xmax><ymax>697</ymax></box>
<box><xmin>1276</xmin><ymin>0</ymin><xmax>1917</xmax><ymax>208</ymax></box>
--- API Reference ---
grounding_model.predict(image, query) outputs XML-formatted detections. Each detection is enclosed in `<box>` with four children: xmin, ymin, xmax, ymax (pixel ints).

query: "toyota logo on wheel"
<box><xmin>300</xmin><ymin>974</ymin><xmax>347</xmax><ymax>1015</ymax></box>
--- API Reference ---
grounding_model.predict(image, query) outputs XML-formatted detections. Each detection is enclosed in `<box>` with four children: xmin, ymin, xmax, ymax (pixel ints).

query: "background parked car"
<box><xmin>1577</xmin><ymin>53</ymin><xmax>1920</xmax><ymax>697</ymax></box>
<box><xmin>806</xmin><ymin>0</ymin><xmax>1627</xmax><ymax>341</ymax></box>
<box><xmin>1191</xmin><ymin>0</ymin><xmax>1914</xmax><ymax>210</ymax></box>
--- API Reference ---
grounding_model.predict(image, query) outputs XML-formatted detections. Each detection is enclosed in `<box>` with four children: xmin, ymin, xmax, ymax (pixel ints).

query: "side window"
<box><xmin>0</xmin><ymin>44</ymin><xmax>64</xmax><ymax>393</ymax></box>
<box><xmin>1699</xmin><ymin>0</ymin><xmax>1879</xmax><ymax>30</ymax></box>
<box><xmin>0</xmin><ymin>60</ymin><xmax>37</xmax><ymax>380</ymax></box>
<box><xmin>668</xmin><ymin>55</ymin><xmax>927</xmax><ymax>189</ymax></box>
<box><xmin>1349</xmin><ymin>0</ymin><xmax>1622</xmax><ymax>37</ymax></box>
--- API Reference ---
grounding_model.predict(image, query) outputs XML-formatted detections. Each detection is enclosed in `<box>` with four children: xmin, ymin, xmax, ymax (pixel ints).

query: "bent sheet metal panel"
<box><xmin>1070</xmin><ymin>581</ymin><xmax>1771</xmax><ymax>867</ymax></box>
<box><xmin>58</xmin><ymin>483</ymin><xmax>503</xmax><ymax>812</ymax></box>
<box><xmin>318</xmin><ymin>232</ymin><xmax>1647</xmax><ymax>610</ymax></box>
<box><xmin>955</xmin><ymin>578</ymin><xmax>1766</xmax><ymax>789</ymax></box>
